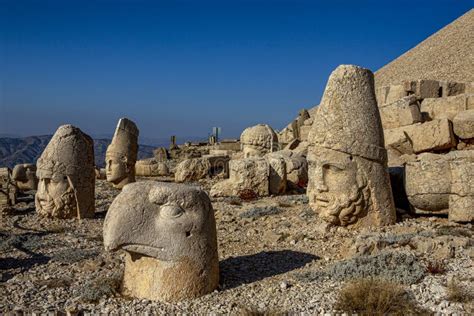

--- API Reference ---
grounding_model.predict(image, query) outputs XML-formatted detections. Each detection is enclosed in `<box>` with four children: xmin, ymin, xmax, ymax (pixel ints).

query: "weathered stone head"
<box><xmin>307</xmin><ymin>65</ymin><xmax>396</xmax><ymax>227</ymax></box>
<box><xmin>240</xmin><ymin>124</ymin><xmax>279</xmax><ymax>158</ymax></box>
<box><xmin>12</xmin><ymin>164</ymin><xmax>38</xmax><ymax>191</ymax></box>
<box><xmin>105</xmin><ymin>118</ymin><xmax>139</xmax><ymax>189</ymax></box>
<box><xmin>103</xmin><ymin>181</ymin><xmax>219</xmax><ymax>301</ymax></box>
<box><xmin>35</xmin><ymin>125</ymin><xmax>95</xmax><ymax>219</ymax></box>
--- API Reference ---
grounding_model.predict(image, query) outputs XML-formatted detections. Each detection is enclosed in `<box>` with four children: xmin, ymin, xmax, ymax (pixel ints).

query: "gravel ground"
<box><xmin>1</xmin><ymin>179</ymin><xmax>473</xmax><ymax>314</ymax></box>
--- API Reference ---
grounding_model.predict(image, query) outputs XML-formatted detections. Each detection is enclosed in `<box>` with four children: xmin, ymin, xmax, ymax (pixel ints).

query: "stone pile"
<box><xmin>377</xmin><ymin>79</ymin><xmax>474</xmax><ymax>222</ymax></box>
<box><xmin>377</xmin><ymin>80</ymin><xmax>474</xmax><ymax>166</ymax></box>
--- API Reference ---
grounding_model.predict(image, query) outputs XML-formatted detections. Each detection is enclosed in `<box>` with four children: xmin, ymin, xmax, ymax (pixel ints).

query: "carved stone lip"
<box><xmin>121</xmin><ymin>243</ymin><xmax>165</xmax><ymax>256</ymax></box>
<box><xmin>315</xmin><ymin>196</ymin><xmax>329</xmax><ymax>206</ymax></box>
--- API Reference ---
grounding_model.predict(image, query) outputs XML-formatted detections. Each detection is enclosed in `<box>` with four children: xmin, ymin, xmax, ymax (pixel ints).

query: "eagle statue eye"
<box><xmin>160</xmin><ymin>204</ymin><xmax>184</xmax><ymax>219</ymax></box>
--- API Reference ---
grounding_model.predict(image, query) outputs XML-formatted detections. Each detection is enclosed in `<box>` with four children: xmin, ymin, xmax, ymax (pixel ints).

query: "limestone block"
<box><xmin>135</xmin><ymin>158</ymin><xmax>169</xmax><ymax>177</ymax></box>
<box><xmin>299</xmin><ymin>125</ymin><xmax>311</xmax><ymax>141</ymax></box>
<box><xmin>103</xmin><ymin>182</ymin><xmax>219</xmax><ymax>301</ymax></box>
<box><xmin>386</xmin><ymin>119</ymin><xmax>456</xmax><ymax>153</ymax></box>
<box><xmin>439</xmin><ymin>81</ymin><xmax>466</xmax><ymax>97</ymax></box>
<box><xmin>175</xmin><ymin>158</ymin><xmax>211</xmax><ymax>182</ymax></box>
<box><xmin>266</xmin><ymin>150</ymin><xmax>308</xmax><ymax>188</ymax></box>
<box><xmin>421</xmin><ymin>94</ymin><xmax>473</xmax><ymax>121</ymax></box>
<box><xmin>384</xmin><ymin>128</ymin><xmax>414</xmax><ymax>156</ymax></box>
<box><xmin>266</xmin><ymin>155</ymin><xmax>287</xmax><ymax>195</ymax></box>
<box><xmin>405</xmin><ymin>151</ymin><xmax>474</xmax><ymax>222</ymax></box>
<box><xmin>153</xmin><ymin>147</ymin><xmax>169</xmax><ymax>162</ymax></box>
<box><xmin>405</xmin><ymin>153</ymin><xmax>451</xmax><ymax>212</ymax></box>
<box><xmin>453</xmin><ymin>109</ymin><xmax>474</xmax><ymax>139</ymax></box>
<box><xmin>449</xmin><ymin>157</ymin><xmax>474</xmax><ymax>222</ymax></box>
<box><xmin>379</xmin><ymin>96</ymin><xmax>422</xmax><ymax>129</ymax></box>
<box><xmin>404</xmin><ymin>79</ymin><xmax>440</xmax><ymax>100</ymax></box>
<box><xmin>210</xmin><ymin>158</ymin><xmax>269</xmax><ymax>197</ymax></box>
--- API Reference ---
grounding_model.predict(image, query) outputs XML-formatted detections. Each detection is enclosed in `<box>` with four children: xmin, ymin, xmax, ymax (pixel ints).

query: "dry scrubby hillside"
<box><xmin>375</xmin><ymin>9</ymin><xmax>474</xmax><ymax>87</ymax></box>
<box><xmin>0</xmin><ymin>136</ymin><xmax>155</xmax><ymax>168</ymax></box>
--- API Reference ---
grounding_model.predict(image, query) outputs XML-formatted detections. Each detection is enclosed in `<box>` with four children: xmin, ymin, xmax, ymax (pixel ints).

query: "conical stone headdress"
<box><xmin>36</xmin><ymin>124</ymin><xmax>95</xmax><ymax>217</ymax></box>
<box><xmin>106</xmin><ymin>118</ymin><xmax>139</xmax><ymax>162</ymax></box>
<box><xmin>309</xmin><ymin>65</ymin><xmax>387</xmax><ymax>164</ymax></box>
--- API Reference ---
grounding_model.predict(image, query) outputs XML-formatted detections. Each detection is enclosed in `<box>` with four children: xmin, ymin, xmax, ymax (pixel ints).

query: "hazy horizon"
<box><xmin>1</xmin><ymin>1</ymin><xmax>472</xmax><ymax>140</ymax></box>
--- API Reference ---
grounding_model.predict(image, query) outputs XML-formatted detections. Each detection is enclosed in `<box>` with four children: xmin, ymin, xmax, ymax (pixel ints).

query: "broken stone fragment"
<box><xmin>103</xmin><ymin>181</ymin><xmax>219</xmax><ymax>301</ymax></box>
<box><xmin>12</xmin><ymin>164</ymin><xmax>38</xmax><ymax>191</ymax></box>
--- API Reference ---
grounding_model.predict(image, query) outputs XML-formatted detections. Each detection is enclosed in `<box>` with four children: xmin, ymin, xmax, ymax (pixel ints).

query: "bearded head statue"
<box><xmin>307</xmin><ymin>65</ymin><xmax>396</xmax><ymax>227</ymax></box>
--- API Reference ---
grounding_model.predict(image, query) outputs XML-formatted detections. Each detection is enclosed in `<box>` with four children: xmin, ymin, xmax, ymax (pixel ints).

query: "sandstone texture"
<box><xmin>105</xmin><ymin>118</ymin><xmax>139</xmax><ymax>189</ymax></box>
<box><xmin>240</xmin><ymin>124</ymin><xmax>279</xmax><ymax>158</ymax></box>
<box><xmin>103</xmin><ymin>181</ymin><xmax>219</xmax><ymax>301</ymax></box>
<box><xmin>135</xmin><ymin>158</ymin><xmax>169</xmax><ymax>177</ymax></box>
<box><xmin>35</xmin><ymin>125</ymin><xmax>95</xmax><ymax>219</ymax></box>
<box><xmin>405</xmin><ymin>151</ymin><xmax>474</xmax><ymax>222</ymax></box>
<box><xmin>12</xmin><ymin>163</ymin><xmax>38</xmax><ymax>191</ymax></box>
<box><xmin>307</xmin><ymin>65</ymin><xmax>396</xmax><ymax>227</ymax></box>
<box><xmin>453</xmin><ymin>109</ymin><xmax>474</xmax><ymax>139</ymax></box>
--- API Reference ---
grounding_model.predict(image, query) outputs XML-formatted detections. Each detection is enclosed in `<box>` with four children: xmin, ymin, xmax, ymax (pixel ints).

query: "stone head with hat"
<box><xmin>106</xmin><ymin>118</ymin><xmax>139</xmax><ymax>189</ymax></box>
<box><xmin>36</xmin><ymin>124</ymin><xmax>95</xmax><ymax>219</ymax></box>
<box><xmin>307</xmin><ymin>65</ymin><xmax>396</xmax><ymax>227</ymax></box>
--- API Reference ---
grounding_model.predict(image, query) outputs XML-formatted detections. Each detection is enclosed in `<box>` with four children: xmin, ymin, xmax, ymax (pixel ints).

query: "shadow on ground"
<box><xmin>219</xmin><ymin>250</ymin><xmax>319</xmax><ymax>290</ymax></box>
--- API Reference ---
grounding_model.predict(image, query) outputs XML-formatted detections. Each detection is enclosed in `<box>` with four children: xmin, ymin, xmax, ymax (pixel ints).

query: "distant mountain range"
<box><xmin>0</xmin><ymin>135</ymin><xmax>156</xmax><ymax>169</ymax></box>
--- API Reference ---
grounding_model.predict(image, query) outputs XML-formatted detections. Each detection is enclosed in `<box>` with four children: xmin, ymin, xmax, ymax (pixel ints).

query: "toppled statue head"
<box><xmin>103</xmin><ymin>181</ymin><xmax>219</xmax><ymax>301</ymax></box>
<box><xmin>35</xmin><ymin>125</ymin><xmax>95</xmax><ymax>219</ymax></box>
<box><xmin>12</xmin><ymin>163</ymin><xmax>38</xmax><ymax>191</ymax></box>
<box><xmin>240</xmin><ymin>124</ymin><xmax>279</xmax><ymax>158</ymax></box>
<box><xmin>307</xmin><ymin>65</ymin><xmax>396</xmax><ymax>227</ymax></box>
<box><xmin>105</xmin><ymin>118</ymin><xmax>139</xmax><ymax>189</ymax></box>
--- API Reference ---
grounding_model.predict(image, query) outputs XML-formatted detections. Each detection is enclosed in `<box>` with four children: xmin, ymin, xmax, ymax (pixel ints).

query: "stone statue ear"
<box><xmin>123</xmin><ymin>156</ymin><xmax>130</xmax><ymax>173</ymax></box>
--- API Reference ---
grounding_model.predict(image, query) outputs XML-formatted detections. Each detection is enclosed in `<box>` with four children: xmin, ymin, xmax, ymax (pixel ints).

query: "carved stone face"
<box><xmin>308</xmin><ymin>147</ymin><xmax>368</xmax><ymax>226</ymax></box>
<box><xmin>105</xmin><ymin>153</ymin><xmax>128</xmax><ymax>184</ymax></box>
<box><xmin>35</xmin><ymin>173</ymin><xmax>77</xmax><ymax>218</ymax></box>
<box><xmin>243</xmin><ymin>144</ymin><xmax>266</xmax><ymax>158</ymax></box>
<box><xmin>104</xmin><ymin>181</ymin><xmax>217</xmax><ymax>262</ymax></box>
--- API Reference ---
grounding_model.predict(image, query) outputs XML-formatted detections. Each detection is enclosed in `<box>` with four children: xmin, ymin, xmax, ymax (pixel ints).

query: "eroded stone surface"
<box><xmin>135</xmin><ymin>158</ymin><xmax>169</xmax><ymax>177</ymax></box>
<box><xmin>405</xmin><ymin>150</ymin><xmax>474</xmax><ymax>222</ymax></box>
<box><xmin>453</xmin><ymin>109</ymin><xmax>474</xmax><ymax>139</ymax></box>
<box><xmin>12</xmin><ymin>164</ymin><xmax>38</xmax><ymax>191</ymax></box>
<box><xmin>240</xmin><ymin>124</ymin><xmax>279</xmax><ymax>158</ymax></box>
<box><xmin>103</xmin><ymin>181</ymin><xmax>219</xmax><ymax>301</ymax></box>
<box><xmin>307</xmin><ymin>65</ymin><xmax>396</xmax><ymax>227</ymax></box>
<box><xmin>35</xmin><ymin>125</ymin><xmax>95</xmax><ymax>219</ymax></box>
<box><xmin>210</xmin><ymin>157</ymin><xmax>269</xmax><ymax>197</ymax></box>
<box><xmin>105</xmin><ymin>118</ymin><xmax>139</xmax><ymax>189</ymax></box>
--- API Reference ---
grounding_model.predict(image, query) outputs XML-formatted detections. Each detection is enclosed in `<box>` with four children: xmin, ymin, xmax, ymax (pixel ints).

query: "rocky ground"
<box><xmin>1</xmin><ymin>178</ymin><xmax>473</xmax><ymax>314</ymax></box>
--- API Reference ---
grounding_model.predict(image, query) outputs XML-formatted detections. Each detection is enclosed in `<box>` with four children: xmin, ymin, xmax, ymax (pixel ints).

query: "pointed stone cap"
<box><xmin>106</xmin><ymin>118</ymin><xmax>139</xmax><ymax>162</ymax></box>
<box><xmin>309</xmin><ymin>65</ymin><xmax>386</xmax><ymax>164</ymax></box>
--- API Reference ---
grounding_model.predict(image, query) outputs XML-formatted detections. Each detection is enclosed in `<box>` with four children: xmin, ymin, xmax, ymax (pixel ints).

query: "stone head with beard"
<box><xmin>307</xmin><ymin>65</ymin><xmax>396</xmax><ymax>227</ymax></box>
<box><xmin>36</xmin><ymin>125</ymin><xmax>95</xmax><ymax>219</ymax></box>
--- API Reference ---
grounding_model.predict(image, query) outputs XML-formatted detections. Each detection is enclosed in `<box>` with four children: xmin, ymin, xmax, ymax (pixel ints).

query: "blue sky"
<box><xmin>0</xmin><ymin>0</ymin><xmax>472</xmax><ymax>142</ymax></box>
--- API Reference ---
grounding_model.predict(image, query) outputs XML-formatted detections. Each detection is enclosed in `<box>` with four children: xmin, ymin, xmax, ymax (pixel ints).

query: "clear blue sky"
<box><xmin>1</xmin><ymin>0</ymin><xmax>472</xmax><ymax>142</ymax></box>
